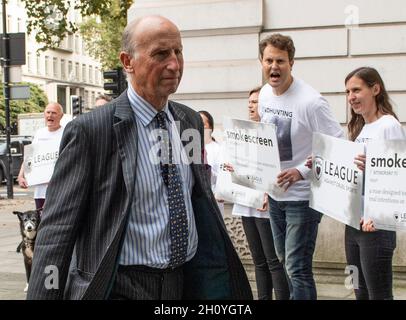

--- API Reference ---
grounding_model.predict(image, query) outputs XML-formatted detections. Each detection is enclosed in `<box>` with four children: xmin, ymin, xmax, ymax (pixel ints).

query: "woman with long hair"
<box><xmin>345</xmin><ymin>67</ymin><xmax>405</xmax><ymax>300</ymax></box>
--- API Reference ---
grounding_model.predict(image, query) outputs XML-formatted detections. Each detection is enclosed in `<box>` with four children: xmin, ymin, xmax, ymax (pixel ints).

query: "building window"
<box><xmin>53</xmin><ymin>57</ymin><xmax>58</xmax><ymax>77</ymax></box>
<box><xmin>61</xmin><ymin>59</ymin><xmax>66</xmax><ymax>78</ymax></box>
<box><xmin>7</xmin><ymin>15</ymin><xmax>12</xmax><ymax>32</ymax></box>
<box><xmin>17</xmin><ymin>18</ymin><xmax>23</xmax><ymax>32</ymax></box>
<box><xmin>82</xmin><ymin>64</ymin><xmax>87</xmax><ymax>82</ymax></box>
<box><xmin>27</xmin><ymin>52</ymin><xmax>32</xmax><ymax>72</ymax></box>
<box><xmin>75</xmin><ymin>35</ymin><xmax>80</xmax><ymax>54</ymax></box>
<box><xmin>45</xmin><ymin>56</ymin><xmax>50</xmax><ymax>76</ymax></box>
<box><xmin>68</xmin><ymin>35</ymin><xmax>73</xmax><ymax>50</ymax></box>
<box><xmin>36</xmin><ymin>54</ymin><xmax>41</xmax><ymax>75</ymax></box>
<box><xmin>75</xmin><ymin>62</ymin><xmax>80</xmax><ymax>81</ymax></box>
<box><xmin>95</xmin><ymin>67</ymin><xmax>99</xmax><ymax>85</ymax></box>
<box><xmin>89</xmin><ymin>66</ymin><xmax>93</xmax><ymax>84</ymax></box>
<box><xmin>68</xmin><ymin>61</ymin><xmax>73</xmax><ymax>80</ymax></box>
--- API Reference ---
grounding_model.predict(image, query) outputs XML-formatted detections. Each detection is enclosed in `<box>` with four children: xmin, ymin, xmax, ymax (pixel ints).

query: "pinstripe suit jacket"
<box><xmin>27</xmin><ymin>91</ymin><xmax>253</xmax><ymax>300</ymax></box>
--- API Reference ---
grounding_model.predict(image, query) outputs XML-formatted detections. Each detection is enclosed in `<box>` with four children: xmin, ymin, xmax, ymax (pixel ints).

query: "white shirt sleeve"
<box><xmin>308</xmin><ymin>96</ymin><xmax>344</xmax><ymax>139</ymax></box>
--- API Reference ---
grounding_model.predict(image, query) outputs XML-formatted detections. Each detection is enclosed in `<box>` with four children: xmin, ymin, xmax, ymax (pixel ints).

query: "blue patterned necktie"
<box><xmin>155</xmin><ymin>111</ymin><xmax>189</xmax><ymax>268</ymax></box>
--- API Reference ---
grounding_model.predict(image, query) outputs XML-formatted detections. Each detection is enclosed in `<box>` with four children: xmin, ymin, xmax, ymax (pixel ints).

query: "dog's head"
<box><xmin>13</xmin><ymin>209</ymin><xmax>42</xmax><ymax>240</ymax></box>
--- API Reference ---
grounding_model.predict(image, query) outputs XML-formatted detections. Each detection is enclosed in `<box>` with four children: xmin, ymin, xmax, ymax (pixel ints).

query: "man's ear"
<box><xmin>290</xmin><ymin>59</ymin><xmax>294</xmax><ymax>70</ymax></box>
<box><xmin>120</xmin><ymin>51</ymin><xmax>134</xmax><ymax>74</ymax></box>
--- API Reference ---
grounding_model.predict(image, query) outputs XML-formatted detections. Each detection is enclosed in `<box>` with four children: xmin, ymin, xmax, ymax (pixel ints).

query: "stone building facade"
<box><xmin>127</xmin><ymin>0</ymin><xmax>406</xmax><ymax>296</ymax></box>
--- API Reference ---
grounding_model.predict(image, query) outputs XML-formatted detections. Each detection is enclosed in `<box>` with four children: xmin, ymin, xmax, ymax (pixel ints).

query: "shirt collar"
<box><xmin>127</xmin><ymin>84</ymin><xmax>170</xmax><ymax>127</ymax></box>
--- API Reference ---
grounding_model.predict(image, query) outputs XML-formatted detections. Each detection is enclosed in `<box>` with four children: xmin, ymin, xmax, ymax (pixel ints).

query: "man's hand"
<box><xmin>305</xmin><ymin>155</ymin><xmax>313</xmax><ymax>169</ymax></box>
<box><xmin>223</xmin><ymin>163</ymin><xmax>234</xmax><ymax>172</ymax></box>
<box><xmin>361</xmin><ymin>218</ymin><xmax>376</xmax><ymax>232</ymax></box>
<box><xmin>354</xmin><ymin>154</ymin><xmax>366</xmax><ymax>171</ymax></box>
<box><xmin>277</xmin><ymin>168</ymin><xmax>303</xmax><ymax>191</ymax></box>
<box><xmin>256</xmin><ymin>193</ymin><xmax>269</xmax><ymax>212</ymax></box>
<box><xmin>17</xmin><ymin>175</ymin><xmax>28</xmax><ymax>189</ymax></box>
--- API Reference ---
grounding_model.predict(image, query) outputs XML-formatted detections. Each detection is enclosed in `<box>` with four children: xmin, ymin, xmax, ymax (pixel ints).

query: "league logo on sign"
<box><xmin>27</xmin><ymin>157</ymin><xmax>32</xmax><ymax>168</ymax></box>
<box><xmin>314</xmin><ymin>156</ymin><xmax>323</xmax><ymax>180</ymax></box>
<box><xmin>394</xmin><ymin>212</ymin><xmax>399</xmax><ymax>221</ymax></box>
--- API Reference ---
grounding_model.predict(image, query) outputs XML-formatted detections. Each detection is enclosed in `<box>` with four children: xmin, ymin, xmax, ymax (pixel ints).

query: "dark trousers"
<box><xmin>345</xmin><ymin>225</ymin><xmax>396</xmax><ymax>300</ymax></box>
<box><xmin>242</xmin><ymin>216</ymin><xmax>290</xmax><ymax>300</ymax></box>
<box><xmin>35</xmin><ymin>198</ymin><xmax>45</xmax><ymax>211</ymax></box>
<box><xmin>109</xmin><ymin>265</ymin><xmax>184</xmax><ymax>300</ymax></box>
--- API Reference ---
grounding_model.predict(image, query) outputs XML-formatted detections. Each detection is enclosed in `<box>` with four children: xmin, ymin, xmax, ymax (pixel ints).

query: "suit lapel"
<box><xmin>113</xmin><ymin>92</ymin><xmax>138</xmax><ymax>198</ymax></box>
<box><xmin>168</xmin><ymin>101</ymin><xmax>209</xmax><ymax>193</ymax></box>
<box><xmin>169</xmin><ymin>101</ymin><xmax>191</xmax><ymax>148</ymax></box>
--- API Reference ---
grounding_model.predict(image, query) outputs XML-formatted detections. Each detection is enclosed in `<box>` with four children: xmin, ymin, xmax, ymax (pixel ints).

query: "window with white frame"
<box><xmin>75</xmin><ymin>63</ymin><xmax>80</xmax><ymax>81</ymax></box>
<box><xmin>68</xmin><ymin>61</ymin><xmax>73</xmax><ymax>80</ymax></box>
<box><xmin>53</xmin><ymin>57</ymin><xmax>58</xmax><ymax>77</ymax></box>
<box><xmin>27</xmin><ymin>52</ymin><xmax>32</xmax><ymax>72</ymax></box>
<box><xmin>89</xmin><ymin>65</ymin><xmax>93</xmax><ymax>84</ymax></box>
<box><xmin>75</xmin><ymin>35</ymin><xmax>80</xmax><ymax>54</ymax></box>
<box><xmin>61</xmin><ymin>59</ymin><xmax>66</xmax><ymax>78</ymax></box>
<box><xmin>36</xmin><ymin>54</ymin><xmax>41</xmax><ymax>75</ymax></box>
<box><xmin>82</xmin><ymin>64</ymin><xmax>87</xmax><ymax>82</ymax></box>
<box><xmin>45</xmin><ymin>56</ymin><xmax>50</xmax><ymax>76</ymax></box>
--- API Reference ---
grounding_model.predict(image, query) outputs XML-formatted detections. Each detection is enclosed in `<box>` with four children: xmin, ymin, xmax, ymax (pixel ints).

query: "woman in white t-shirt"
<box><xmin>199</xmin><ymin>110</ymin><xmax>224</xmax><ymax>215</ymax></box>
<box><xmin>232</xmin><ymin>87</ymin><xmax>289</xmax><ymax>300</ymax></box>
<box><xmin>345</xmin><ymin>67</ymin><xmax>405</xmax><ymax>300</ymax></box>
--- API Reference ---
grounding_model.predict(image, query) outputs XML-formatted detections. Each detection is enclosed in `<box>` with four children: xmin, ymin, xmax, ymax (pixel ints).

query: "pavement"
<box><xmin>1</xmin><ymin>185</ymin><xmax>406</xmax><ymax>300</ymax></box>
<box><xmin>0</xmin><ymin>195</ymin><xmax>34</xmax><ymax>300</ymax></box>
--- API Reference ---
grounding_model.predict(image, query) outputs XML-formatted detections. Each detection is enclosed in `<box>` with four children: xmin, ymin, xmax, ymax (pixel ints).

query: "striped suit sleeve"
<box><xmin>27</xmin><ymin>120</ymin><xmax>92</xmax><ymax>299</ymax></box>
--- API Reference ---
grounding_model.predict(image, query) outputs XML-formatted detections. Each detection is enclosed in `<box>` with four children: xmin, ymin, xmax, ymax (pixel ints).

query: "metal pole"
<box><xmin>2</xmin><ymin>0</ymin><xmax>13</xmax><ymax>199</ymax></box>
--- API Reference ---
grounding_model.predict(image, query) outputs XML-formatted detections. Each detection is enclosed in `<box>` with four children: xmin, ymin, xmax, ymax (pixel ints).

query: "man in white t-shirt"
<box><xmin>18</xmin><ymin>102</ymin><xmax>65</xmax><ymax>210</ymax></box>
<box><xmin>258</xmin><ymin>34</ymin><xmax>344</xmax><ymax>300</ymax></box>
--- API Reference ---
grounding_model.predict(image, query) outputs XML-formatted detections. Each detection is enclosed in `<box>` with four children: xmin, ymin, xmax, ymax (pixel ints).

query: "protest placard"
<box><xmin>310</xmin><ymin>133</ymin><xmax>364</xmax><ymax>229</ymax></box>
<box><xmin>364</xmin><ymin>140</ymin><xmax>406</xmax><ymax>231</ymax></box>
<box><xmin>23</xmin><ymin>141</ymin><xmax>60</xmax><ymax>186</ymax></box>
<box><xmin>223</xmin><ymin>118</ymin><xmax>283</xmax><ymax>196</ymax></box>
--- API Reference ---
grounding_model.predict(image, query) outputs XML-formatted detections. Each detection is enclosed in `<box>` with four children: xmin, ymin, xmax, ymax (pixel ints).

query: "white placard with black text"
<box><xmin>364</xmin><ymin>140</ymin><xmax>406</xmax><ymax>231</ymax></box>
<box><xmin>23</xmin><ymin>141</ymin><xmax>60</xmax><ymax>186</ymax></box>
<box><xmin>223</xmin><ymin>117</ymin><xmax>283</xmax><ymax>197</ymax></box>
<box><xmin>214</xmin><ymin>162</ymin><xmax>264</xmax><ymax>209</ymax></box>
<box><xmin>310</xmin><ymin>133</ymin><xmax>364</xmax><ymax>229</ymax></box>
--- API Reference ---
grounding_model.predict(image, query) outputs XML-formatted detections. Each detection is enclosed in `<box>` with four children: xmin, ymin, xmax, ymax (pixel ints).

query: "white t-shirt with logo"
<box><xmin>32</xmin><ymin>126</ymin><xmax>64</xmax><ymax>199</ymax></box>
<box><xmin>259</xmin><ymin>78</ymin><xmax>344</xmax><ymax>201</ymax></box>
<box><xmin>355</xmin><ymin>115</ymin><xmax>405</xmax><ymax>143</ymax></box>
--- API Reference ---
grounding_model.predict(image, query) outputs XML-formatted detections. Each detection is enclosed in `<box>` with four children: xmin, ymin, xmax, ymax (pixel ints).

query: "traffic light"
<box><xmin>71</xmin><ymin>95</ymin><xmax>82</xmax><ymax>117</ymax></box>
<box><xmin>103</xmin><ymin>67</ymin><xmax>127</xmax><ymax>98</ymax></box>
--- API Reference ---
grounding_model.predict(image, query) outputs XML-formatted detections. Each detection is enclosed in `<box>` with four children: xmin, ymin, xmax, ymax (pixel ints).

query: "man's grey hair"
<box><xmin>46</xmin><ymin>102</ymin><xmax>64</xmax><ymax>114</ymax></box>
<box><xmin>121</xmin><ymin>18</ymin><xmax>140</xmax><ymax>58</ymax></box>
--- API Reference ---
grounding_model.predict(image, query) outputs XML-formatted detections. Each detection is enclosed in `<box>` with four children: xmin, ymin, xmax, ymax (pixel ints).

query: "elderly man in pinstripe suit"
<box><xmin>27</xmin><ymin>15</ymin><xmax>252</xmax><ymax>300</ymax></box>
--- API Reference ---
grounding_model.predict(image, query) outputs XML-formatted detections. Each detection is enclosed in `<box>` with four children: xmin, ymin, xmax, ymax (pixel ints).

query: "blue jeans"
<box><xmin>268</xmin><ymin>197</ymin><xmax>322</xmax><ymax>300</ymax></box>
<box><xmin>345</xmin><ymin>225</ymin><xmax>396</xmax><ymax>300</ymax></box>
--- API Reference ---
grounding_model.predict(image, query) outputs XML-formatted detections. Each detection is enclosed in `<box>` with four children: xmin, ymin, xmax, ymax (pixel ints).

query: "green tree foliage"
<box><xmin>22</xmin><ymin>0</ymin><xmax>133</xmax><ymax>58</ymax></box>
<box><xmin>0</xmin><ymin>83</ymin><xmax>48</xmax><ymax>134</ymax></box>
<box><xmin>79</xmin><ymin>1</ymin><xmax>128</xmax><ymax>69</ymax></box>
